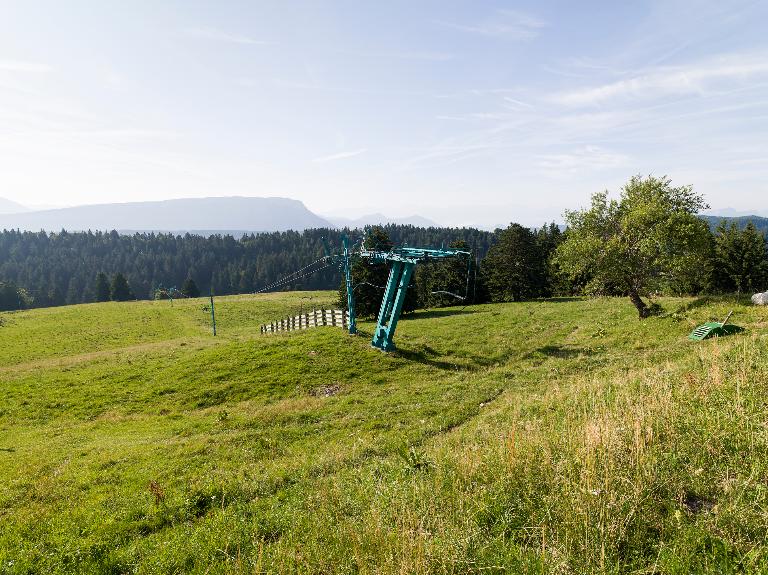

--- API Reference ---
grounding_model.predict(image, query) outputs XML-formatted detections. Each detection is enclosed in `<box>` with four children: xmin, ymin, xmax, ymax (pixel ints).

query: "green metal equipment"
<box><xmin>688</xmin><ymin>310</ymin><xmax>743</xmax><ymax>341</ymax></box>
<box><xmin>319</xmin><ymin>236</ymin><xmax>471</xmax><ymax>350</ymax></box>
<box><xmin>360</xmin><ymin>245</ymin><xmax>469</xmax><ymax>351</ymax></box>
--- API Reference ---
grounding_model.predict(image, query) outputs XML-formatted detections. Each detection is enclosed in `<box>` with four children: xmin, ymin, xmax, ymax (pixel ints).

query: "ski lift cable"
<box><xmin>258</xmin><ymin>262</ymin><xmax>334</xmax><ymax>293</ymax></box>
<box><xmin>254</xmin><ymin>258</ymin><xmax>333</xmax><ymax>293</ymax></box>
<box><xmin>254</xmin><ymin>263</ymin><xmax>335</xmax><ymax>294</ymax></box>
<box><xmin>254</xmin><ymin>257</ymin><xmax>330</xmax><ymax>293</ymax></box>
<box><xmin>428</xmin><ymin>251</ymin><xmax>473</xmax><ymax>301</ymax></box>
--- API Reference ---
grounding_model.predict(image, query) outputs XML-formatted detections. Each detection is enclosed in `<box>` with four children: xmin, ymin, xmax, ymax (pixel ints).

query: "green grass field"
<box><xmin>1</xmin><ymin>293</ymin><xmax>767</xmax><ymax>574</ymax></box>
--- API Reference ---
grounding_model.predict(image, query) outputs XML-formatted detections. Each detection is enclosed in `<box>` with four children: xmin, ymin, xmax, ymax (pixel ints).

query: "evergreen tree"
<box><xmin>536</xmin><ymin>223</ymin><xmax>565</xmax><ymax>297</ymax></box>
<box><xmin>95</xmin><ymin>272</ymin><xmax>111</xmax><ymax>302</ymax></box>
<box><xmin>482</xmin><ymin>223</ymin><xmax>546</xmax><ymax>302</ymax></box>
<box><xmin>110</xmin><ymin>273</ymin><xmax>134</xmax><ymax>301</ymax></box>
<box><xmin>710</xmin><ymin>222</ymin><xmax>768</xmax><ymax>293</ymax></box>
<box><xmin>0</xmin><ymin>281</ymin><xmax>23</xmax><ymax>311</ymax></box>
<box><xmin>181</xmin><ymin>277</ymin><xmax>201</xmax><ymax>298</ymax></box>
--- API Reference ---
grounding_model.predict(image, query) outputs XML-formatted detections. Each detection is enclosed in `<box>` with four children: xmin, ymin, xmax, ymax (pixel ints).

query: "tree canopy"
<box><xmin>710</xmin><ymin>222</ymin><xmax>768</xmax><ymax>294</ymax></box>
<box><xmin>110</xmin><ymin>273</ymin><xmax>134</xmax><ymax>302</ymax></box>
<box><xmin>481</xmin><ymin>223</ymin><xmax>561</xmax><ymax>302</ymax></box>
<box><xmin>181</xmin><ymin>278</ymin><xmax>201</xmax><ymax>298</ymax></box>
<box><xmin>94</xmin><ymin>272</ymin><xmax>111</xmax><ymax>302</ymax></box>
<box><xmin>555</xmin><ymin>175</ymin><xmax>710</xmax><ymax>318</ymax></box>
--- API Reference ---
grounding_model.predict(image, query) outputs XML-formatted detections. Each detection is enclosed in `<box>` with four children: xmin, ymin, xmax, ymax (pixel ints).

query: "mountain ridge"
<box><xmin>0</xmin><ymin>196</ymin><xmax>333</xmax><ymax>233</ymax></box>
<box><xmin>0</xmin><ymin>197</ymin><xmax>30</xmax><ymax>215</ymax></box>
<box><xmin>699</xmin><ymin>214</ymin><xmax>768</xmax><ymax>235</ymax></box>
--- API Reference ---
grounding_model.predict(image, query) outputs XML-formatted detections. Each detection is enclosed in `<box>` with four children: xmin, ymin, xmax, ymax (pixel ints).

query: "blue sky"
<box><xmin>1</xmin><ymin>0</ymin><xmax>766</xmax><ymax>226</ymax></box>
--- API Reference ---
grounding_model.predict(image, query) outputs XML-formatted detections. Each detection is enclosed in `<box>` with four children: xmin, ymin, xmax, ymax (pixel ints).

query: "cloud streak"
<box><xmin>437</xmin><ymin>9</ymin><xmax>546</xmax><ymax>39</ymax></box>
<box><xmin>536</xmin><ymin>146</ymin><xmax>629</xmax><ymax>171</ymax></box>
<box><xmin>553</xmin><ymin>53</ymin><xmax>768</xmax><ymax>106</ymax></box>
<box><xmin>312</xmin><ymin>149</ymin><xmax>367</xmax><ymax>163</ymax></box>
<box><xmin>0</xmin><ymin>60</ymin><xmax>50</xmax><ymax>73</ymax></box>
<box><xmin>182</xmin><ymin>27</ymin><xmax>274</xmax><ymax>46</ymax></box>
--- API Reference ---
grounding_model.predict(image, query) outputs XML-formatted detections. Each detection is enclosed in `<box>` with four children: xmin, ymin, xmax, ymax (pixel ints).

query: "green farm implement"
<box><xmin>688</xmin><ymin>311</ymin><xmax>744</xmax><ymax>341</ymax></box>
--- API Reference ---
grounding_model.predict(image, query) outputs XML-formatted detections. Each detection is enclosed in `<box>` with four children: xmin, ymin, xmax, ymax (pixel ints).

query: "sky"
<box><xmin>0</xmin><ymin>0</ymin><xmax>767</xmax><ymax>227</ymax></box>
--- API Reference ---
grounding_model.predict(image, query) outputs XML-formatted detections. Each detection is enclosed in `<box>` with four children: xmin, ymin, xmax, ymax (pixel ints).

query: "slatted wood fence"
<box><xmin>260</xmin><ymin>308</ymin><xmax>349</xmax><ymax>334</ymax></box>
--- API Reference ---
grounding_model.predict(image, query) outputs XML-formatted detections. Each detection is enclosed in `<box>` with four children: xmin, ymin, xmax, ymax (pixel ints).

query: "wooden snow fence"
<box><xmin>260</xmin><ymin>308</ymin><xmax>349</xmax><ymax>335</ymax></box>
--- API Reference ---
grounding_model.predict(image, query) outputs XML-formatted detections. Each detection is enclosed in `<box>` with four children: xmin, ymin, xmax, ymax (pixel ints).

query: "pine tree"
<box><xmin>181</xmin><ymin>277</ymin><xmax>201</xmax><ymax>298</ymax></box>
<box><xmin>0</xmin><ymin>281</ymin><xmax>22</xmax><ymax>311</ymax></box>
<box><xmin>711</xmin><ymin>222</ymin><xmax>768</xmax><ymax>293</ymax></box>
<box><xmin>482</xmin><ymin>223</ymin><xmax>546</xmax><ymax>302</ymax></box>
<box><xmin>95</xmin><ymin>272</ymin><xmax>111</xmax><ymax>302</ymax></box>
<box><xmin>110</xmin><ymin>273</ymin><xmax>134</xmax><ymax>301</ymax></box>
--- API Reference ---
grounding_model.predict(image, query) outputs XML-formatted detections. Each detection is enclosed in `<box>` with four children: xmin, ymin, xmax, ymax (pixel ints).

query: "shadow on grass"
<box><xmin>395</xmin><ymin>345</ymin><xmax>465</xmax><ymax>371</ymax></box>
<box><xmin>405</xmin><ymin>309</ymin><xmax>478</xmax><ymax>320</ymax></box>
<box><xmin>525</xmin><ymin>345</ymin><xmax>596</xmax><ymax>360</ymax></box>
<box><xmin>670</xmin><ymin>294</ymin><xmax>754</xmax><ymax>316</ymax></box>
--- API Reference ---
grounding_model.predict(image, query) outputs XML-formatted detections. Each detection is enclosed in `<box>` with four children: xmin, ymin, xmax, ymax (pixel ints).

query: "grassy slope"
<box><xmin>1</xmin><ymin>293</ymin><xmax>767</xmax><ymax>574</ymax></box>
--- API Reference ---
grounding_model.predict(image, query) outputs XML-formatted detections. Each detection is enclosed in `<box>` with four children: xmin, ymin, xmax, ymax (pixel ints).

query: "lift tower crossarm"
<box><xmin>359</xmin><ymin>245</ymin><xmax>469</xmax><ymax>351</ymax></box>
<box><xmin>360</xmin><ymin>246</ymin><xmax>469</xmax><ymax>264</ymax></box>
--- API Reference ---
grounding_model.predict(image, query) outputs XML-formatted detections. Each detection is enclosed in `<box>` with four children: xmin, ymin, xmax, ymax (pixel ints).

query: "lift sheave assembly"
<box><xmin>320</xmin><ymin>234</ymin><xmax>470</xmax><ymax>351</ymax></box>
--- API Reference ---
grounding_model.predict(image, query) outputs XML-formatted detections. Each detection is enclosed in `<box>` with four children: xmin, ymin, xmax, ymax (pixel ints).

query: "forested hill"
<box><xmin>700</xmin><ymin>214</ymin><xmax>768</xmax><ymax>235</ymax></box>
<box><xmin>0</xmin><ymin>225</ymin><xmax>496</xmax><ymax>308</ymax></box>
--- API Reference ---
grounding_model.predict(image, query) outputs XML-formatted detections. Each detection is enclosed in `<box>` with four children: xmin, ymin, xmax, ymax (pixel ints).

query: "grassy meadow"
<box><xmin>1</xmin><ymin>292</ymin><xmax>767</xmax><ymax>574</ymax></box>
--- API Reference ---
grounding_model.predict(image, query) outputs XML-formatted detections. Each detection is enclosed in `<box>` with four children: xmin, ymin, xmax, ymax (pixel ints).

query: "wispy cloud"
<box><xmin>386</xmin><ymin>51</ymin><xmax>454</xmax><ymax>62</ymax></box>
<box><xmin>333</xmin><ymin>49</ymin><xmax>455</xmax><ymax>62</ymax></box>
<box><xmin>182</xmin><ymin>27</ymin><xmax>274</xmax><ymax>46</ymax></box>
<box><xmin>437</xmin><ymin>9</ymin><xmax>546</xmax><ymax>39</ymax></box>
<box><xmin>553</xmin><ymin>52</ymin><xmax>768</xmax><ymax>107</ymax></box>
<box><xmin>312</xmin><ymin>149</ymin><xmax>367</xmax><ymax>163</ymax></box>
<box><xmin>0</xmin><ymin>60</ymin><xmax>50</xmax><ymax>73</ymax></box>
<box><xmin>536</xmin><ymin>146</ymin><xmax>629</xmax><ymax>171</ymax></box>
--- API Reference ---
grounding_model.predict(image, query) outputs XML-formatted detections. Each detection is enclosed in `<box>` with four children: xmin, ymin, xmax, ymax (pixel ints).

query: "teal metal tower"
<box><xmin>341</xmin><ymin>234</ymin><xmax>356</xmax><ymax>335</ymax></box>
<box><xmin>324</xmin><ymin>236</ymin><xmax>469</xmax><ymax>350</ymax></box>
<box><xmin>324</xmin><ymin>233</ymin><xmax>357</xmax><ymax>335</ymax></box>
<box><xmin>360</xmin><ymin>246</ymin><xmax>469</xmax><ymax>351</ymax></box>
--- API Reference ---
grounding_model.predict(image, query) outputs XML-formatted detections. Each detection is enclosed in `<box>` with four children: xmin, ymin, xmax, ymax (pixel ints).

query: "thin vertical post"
<box><xmin>209</xmin><ymin>291</ymin><xmax>217</xmax><ymax>336</ymax></box>
<box><xmin>342</xmin><ymin>234</ymin><xmax>357</xmax><ymax>335</ymax></box>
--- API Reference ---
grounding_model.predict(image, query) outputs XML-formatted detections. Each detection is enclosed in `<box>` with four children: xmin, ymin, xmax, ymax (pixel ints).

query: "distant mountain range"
<box><xmin>0</xmin><ymin>197</ymin><xmax>333</xmax><ymax>233</ymax></box>
<box><xmin>1</xmin><ymin>194</ymin><xmax>764</xmax><ymax>235</ymax></box>
<box><xmin>0</xmin><ymin>197</ymin><xmax>29</xmax><ymax>215</ymax></box>
<box><xmin>700</xmin><ymin>214</ymin><xmax>768</xmax><ymax>235</ymax></box>
<box><xmin>0</xmin><ymin>196</ymin><xmax>449</xmax><ymax>234</ymax></box>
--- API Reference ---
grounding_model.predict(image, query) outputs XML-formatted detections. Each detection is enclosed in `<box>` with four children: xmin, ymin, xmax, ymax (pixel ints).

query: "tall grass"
<box><xmin>1</xmin><ymin>294</ymin><xmax>766</xmax><ymax>573</ymax></box>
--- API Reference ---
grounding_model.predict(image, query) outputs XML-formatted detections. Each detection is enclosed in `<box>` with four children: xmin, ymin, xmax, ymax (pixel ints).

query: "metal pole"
<box><xmin>210</xmin><ymin>291</ymin><xmax>217</xmax><ymax>336</ymax></box>
<box><xmin>342</xmin><ymin>234</ymin><xmax>357</xmax><ymax>334</ymax></box>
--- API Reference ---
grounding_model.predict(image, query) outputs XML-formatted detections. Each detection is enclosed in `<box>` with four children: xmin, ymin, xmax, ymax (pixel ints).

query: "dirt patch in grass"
<box><xmin>312</xmin><ymin>384</ymin><xmax>341</xmax><ymax>397</ymax></box>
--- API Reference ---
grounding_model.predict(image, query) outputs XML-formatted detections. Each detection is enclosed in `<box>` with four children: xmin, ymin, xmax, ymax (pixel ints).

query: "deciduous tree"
<box><xmin>555</xmin><ymin>175</ymin><xmax>710</xmax><ymax>318</ymax></box>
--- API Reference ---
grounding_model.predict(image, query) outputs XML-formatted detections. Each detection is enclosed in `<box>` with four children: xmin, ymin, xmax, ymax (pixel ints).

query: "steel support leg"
<box><xmin>371</xmin><ymin>261</ymin><xmax>414</xmax><ymax>351</ymax></box>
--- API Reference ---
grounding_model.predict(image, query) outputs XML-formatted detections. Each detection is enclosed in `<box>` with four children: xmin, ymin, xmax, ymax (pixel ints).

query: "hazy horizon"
<box><xmin>1</xmin><ymin>1</ymin><xmax>767</xmax><ymax>228</ymax></box>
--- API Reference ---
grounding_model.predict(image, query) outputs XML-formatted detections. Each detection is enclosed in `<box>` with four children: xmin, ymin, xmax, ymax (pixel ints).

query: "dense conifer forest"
<box><xmin>0</xmin><ymin>225</ymin><xmax>497</xmax><ymax>310</ymax></box>
<box><xmin>0</xmin><ymin>217</ymin><xmax>766</xmax><ymax>313</ymax></box>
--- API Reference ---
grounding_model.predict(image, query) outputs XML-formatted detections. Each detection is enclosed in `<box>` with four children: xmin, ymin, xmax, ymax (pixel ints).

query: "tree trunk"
<box><xmin>628</xmin><ymin>288</ymin><xmax>650</xmax><ymax>319</ymax></box>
